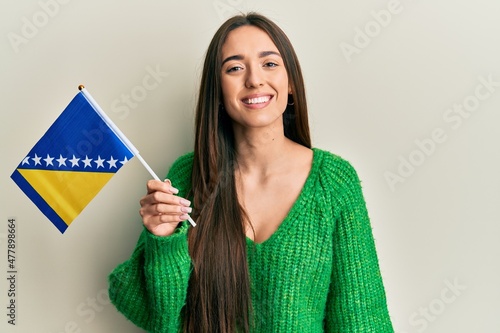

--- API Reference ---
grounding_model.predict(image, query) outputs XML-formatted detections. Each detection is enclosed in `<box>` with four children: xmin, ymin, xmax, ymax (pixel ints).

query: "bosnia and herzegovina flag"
<box><xmin>11</xmin><ymin>90</ymin><xmax>135</xmax><ymax>233</ymax></box>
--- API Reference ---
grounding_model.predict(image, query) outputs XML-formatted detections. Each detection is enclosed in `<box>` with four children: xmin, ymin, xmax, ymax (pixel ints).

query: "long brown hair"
<box><xmin>183</xmin><ymin>13</ymin><xmax>311</xmax><ymax>332</ymax></box>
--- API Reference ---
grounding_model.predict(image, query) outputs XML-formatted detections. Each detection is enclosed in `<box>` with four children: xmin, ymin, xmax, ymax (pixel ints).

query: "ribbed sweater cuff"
<box><xmin>144</xmin><ymin>227</ymin><xmax>191</xmax><ymax>266</ymax></box>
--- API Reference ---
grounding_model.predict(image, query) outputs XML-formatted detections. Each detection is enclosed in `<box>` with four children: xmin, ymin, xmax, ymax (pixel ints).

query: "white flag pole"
<box><xmin>78</xmin><ymin>85</ymin><xmax>196</xmax><ymax>227</ymax></box>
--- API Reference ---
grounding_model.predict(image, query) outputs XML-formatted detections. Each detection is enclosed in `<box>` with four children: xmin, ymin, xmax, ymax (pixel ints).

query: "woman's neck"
<box><xmin>233</xmin><ymin>128</ymin><xmax>295</xmax><ymax>178</ymax></box>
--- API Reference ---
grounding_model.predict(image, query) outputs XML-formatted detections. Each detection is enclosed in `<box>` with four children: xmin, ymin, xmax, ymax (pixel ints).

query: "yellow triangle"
<box><xmin>18</xmin><ymin>169</ymin><xmax>114</xmax><ymax>226</ymax></box>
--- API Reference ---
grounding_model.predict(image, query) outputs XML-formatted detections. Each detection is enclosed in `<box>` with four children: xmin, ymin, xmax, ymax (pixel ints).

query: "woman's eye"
<box><xmin>226</xmin><ymin>66</ymin><xmax>242</xmax><ymax>73</ymax></box>
<box><xmin>264</xmin><ymin>62</ymin><xmax>278</xmax><ymax>68</ymax></box>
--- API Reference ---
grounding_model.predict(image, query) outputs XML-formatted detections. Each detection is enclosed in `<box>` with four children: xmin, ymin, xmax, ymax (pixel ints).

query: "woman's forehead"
<box><xmin>221</xmin><ymin>26</ymin><xmax>280</xmax><ymax>57</ymax></box>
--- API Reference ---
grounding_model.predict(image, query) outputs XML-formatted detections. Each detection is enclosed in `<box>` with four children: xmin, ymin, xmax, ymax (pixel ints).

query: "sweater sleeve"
<box><xmin>324</xmin><ymin>161</ymin><xmax>393</xmax><ymax>332</ymax></box>
<box><xmin>108</xmin><ymin>153</ymin><xmax>194</xmax><ymax>332</ymax></box>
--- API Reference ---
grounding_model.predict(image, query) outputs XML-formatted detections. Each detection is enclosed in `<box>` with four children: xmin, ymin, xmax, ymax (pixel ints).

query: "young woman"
<box><xmin>109</xmin><ymin>13</ymin><xmax>394</xmax><ymax>333</ymax></box>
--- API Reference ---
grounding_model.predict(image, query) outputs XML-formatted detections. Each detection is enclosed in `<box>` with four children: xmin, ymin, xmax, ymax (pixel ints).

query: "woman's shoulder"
<box><xmin>168</xmin><ymin>151</ymin><xmax>194</xmax><ymax>174</ymax></box>
<box><xmin>312</xmin><ymin>147</ymin><xmax>361</xmax><ymax>188</ymax></box>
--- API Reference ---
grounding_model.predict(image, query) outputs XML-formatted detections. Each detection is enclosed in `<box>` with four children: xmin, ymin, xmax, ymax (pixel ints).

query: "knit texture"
<box><xmin>108</xmin><ymin>148</ymin><xmax>394</xmax><ymax>332</ymax></box>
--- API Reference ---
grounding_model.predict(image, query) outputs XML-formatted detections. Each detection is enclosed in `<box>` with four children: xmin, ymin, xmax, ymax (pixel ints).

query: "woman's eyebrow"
<box><xmin>222</xmin><ymin>51</ymin><xmax>282</xmax><ymax>65</ymax></box>
<box><xmin>222</xmin><ymin>54</ymin><xmax>243</xmax><ymax>65</ymax></box>
<box><xmin>259</xmin><ymin>50</ymin><xmax>281</xmax><ymax>58</ymax></box>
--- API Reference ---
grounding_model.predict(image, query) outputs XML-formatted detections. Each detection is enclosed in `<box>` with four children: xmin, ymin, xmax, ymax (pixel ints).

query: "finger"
<box><xmin>140</xmin><ymin>203</ymin><xmax>180</xmax><ymax>222</ymax></box>
<box><xmin>140</xmin><ymin>191</ymin><xmax>177</xmax><ymax>208</ymax></box>
<box><xmin>142</xmin><ymin>203</ymin><xmax>192</xmax><ymax>236</ymax></box>
<box><xmin>163</xmin><ymin>179</ymin><xmax>179</xmax><ymax>194</ymax></box>
<box><xmin>140</xmin><ymin>193</ymin><xmax>191</xmax><ymax>218</ymax></box>
<box><xmin>146</xmin><ymin>179</ymin><xmax>176</xmax><ymax>194</ymax></box>
<box><xmin>145</xmin><ymin>209</ymin><xmax>190</xmax><ymax>226</ymax></box>
<box><xmin>146</xmin><ymin>179</ymin><xmax>179</xmax><ymax>195</ymax></box>
<box><xmin>160</xmin><ymin>213</ymin><xmax>190</xmax><ymax>223</ymax></box>
<box><xmin>155</xmin><ymin>202</ymin><xmax>193</xmax><ymax>215</ymax></box>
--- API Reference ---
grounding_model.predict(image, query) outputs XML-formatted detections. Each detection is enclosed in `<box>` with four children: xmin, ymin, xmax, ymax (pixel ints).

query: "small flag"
<box><xmin>11</xmin><ymin>90</ymin><xmax>135</xmax><ymax>233</ymax></box>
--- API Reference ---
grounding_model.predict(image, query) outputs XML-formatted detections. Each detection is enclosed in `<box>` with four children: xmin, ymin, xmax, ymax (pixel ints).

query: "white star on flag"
<box><xmin>32</xmin><ymin>154</ymin><xmax>42</xmax><ymax>166</ymax></box>
<box><xmin>22</xmin><ymin>157</ymin><xmax>30</xmax><ymax>165</ymax></box>
<box><xmin>69</xmin><ymin>155</ymin><xmax>80</xmax><ymax>167</ymax></box>
<box><xmin>94</xmin><ymin>156</ymin><xmax>105</xmax><ymax>168</ymax></box>
<box><xmin>82</xmin><ymin>155</ymin><xmax>93</xmax><ymax>168</ymax></box>
<box><xmin>107</xmin><ymin>156</ymin><xmax>118</xmax><ymax>169</ymax></box>
<box><xmin>120</xmin><ymin>156</ymin><xmax>128</xmax><ymax>165</ymax></box>
<box><xmin>44</xmin><ymin>154</ymin><xmax>54</xmax><ymax>166</ymax></box>
<box><xmin>56</xmin><ymin>155</ymin><xmax>67</xmax><ymax>167</ymax></box>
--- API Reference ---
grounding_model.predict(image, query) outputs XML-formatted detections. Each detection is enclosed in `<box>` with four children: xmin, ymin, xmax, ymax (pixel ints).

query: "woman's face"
<box><xmin>220</xmin><ymin>25</ymin><xmax>290</xmax><ymax>132</ymax></box>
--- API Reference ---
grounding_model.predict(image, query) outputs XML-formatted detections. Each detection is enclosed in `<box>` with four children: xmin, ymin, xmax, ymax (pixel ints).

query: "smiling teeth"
<box><xmin>245</xmin><ymin>96</ymin><xmax>270</xmax><ymax>104</ymax></box>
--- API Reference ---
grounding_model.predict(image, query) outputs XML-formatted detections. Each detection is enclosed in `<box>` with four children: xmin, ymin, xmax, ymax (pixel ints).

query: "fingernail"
<box><xmin>180</xmin><ymin>214</ymin><xmax>190</xmax><ymax>220</ymax></box>
<box><xmin>164</xmin><ymin>179</ymin><xmax>178</xmax><ymax>194</ymax></box>
<box><xmin>181</xmin><ymin>206</ymin><xmax>192</xmax><ymax>214</ymax></box>
<box><xmin>180</xmin><ymin>198</ymin><xmax>191</xmax><ymax>206</ymax></box>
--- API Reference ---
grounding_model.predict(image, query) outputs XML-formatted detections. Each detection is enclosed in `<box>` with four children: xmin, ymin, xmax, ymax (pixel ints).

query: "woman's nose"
<box><xmin>245</xmin><ymin>66</ymin><xmax>264</xmax><ymax>88</ymax></box>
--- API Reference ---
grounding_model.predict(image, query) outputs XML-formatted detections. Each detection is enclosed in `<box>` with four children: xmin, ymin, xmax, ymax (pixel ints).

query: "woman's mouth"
<box><xmin>242</xmin><ymin>95</ymin><xmax>273</xmax><ymax>108</ymax></box>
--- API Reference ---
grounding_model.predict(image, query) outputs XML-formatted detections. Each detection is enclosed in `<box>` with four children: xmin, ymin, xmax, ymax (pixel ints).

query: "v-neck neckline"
<box><xmin>245</xmin><ymin>148</ymin><xmax>322</xmax><ymax>246</ymax></box>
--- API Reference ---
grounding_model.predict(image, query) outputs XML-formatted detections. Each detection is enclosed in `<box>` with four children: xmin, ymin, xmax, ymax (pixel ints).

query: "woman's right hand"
<box><xmin>139</xmin><ymin>179</ymin><xmax>192</xmax><ymax>237</ymax></box>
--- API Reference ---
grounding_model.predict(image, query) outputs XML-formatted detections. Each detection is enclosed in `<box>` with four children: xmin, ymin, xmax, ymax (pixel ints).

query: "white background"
<box><xmin>1</xmin><ymin>0</ymin><xmax>499</xmax><ymax>332</ymax></box>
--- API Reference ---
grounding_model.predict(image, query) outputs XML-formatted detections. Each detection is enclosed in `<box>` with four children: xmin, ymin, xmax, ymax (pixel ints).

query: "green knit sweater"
<box><xmin>108</xmin><ymin>148</ymin><xmax>394</xmax><ymax>332</ymax></box>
